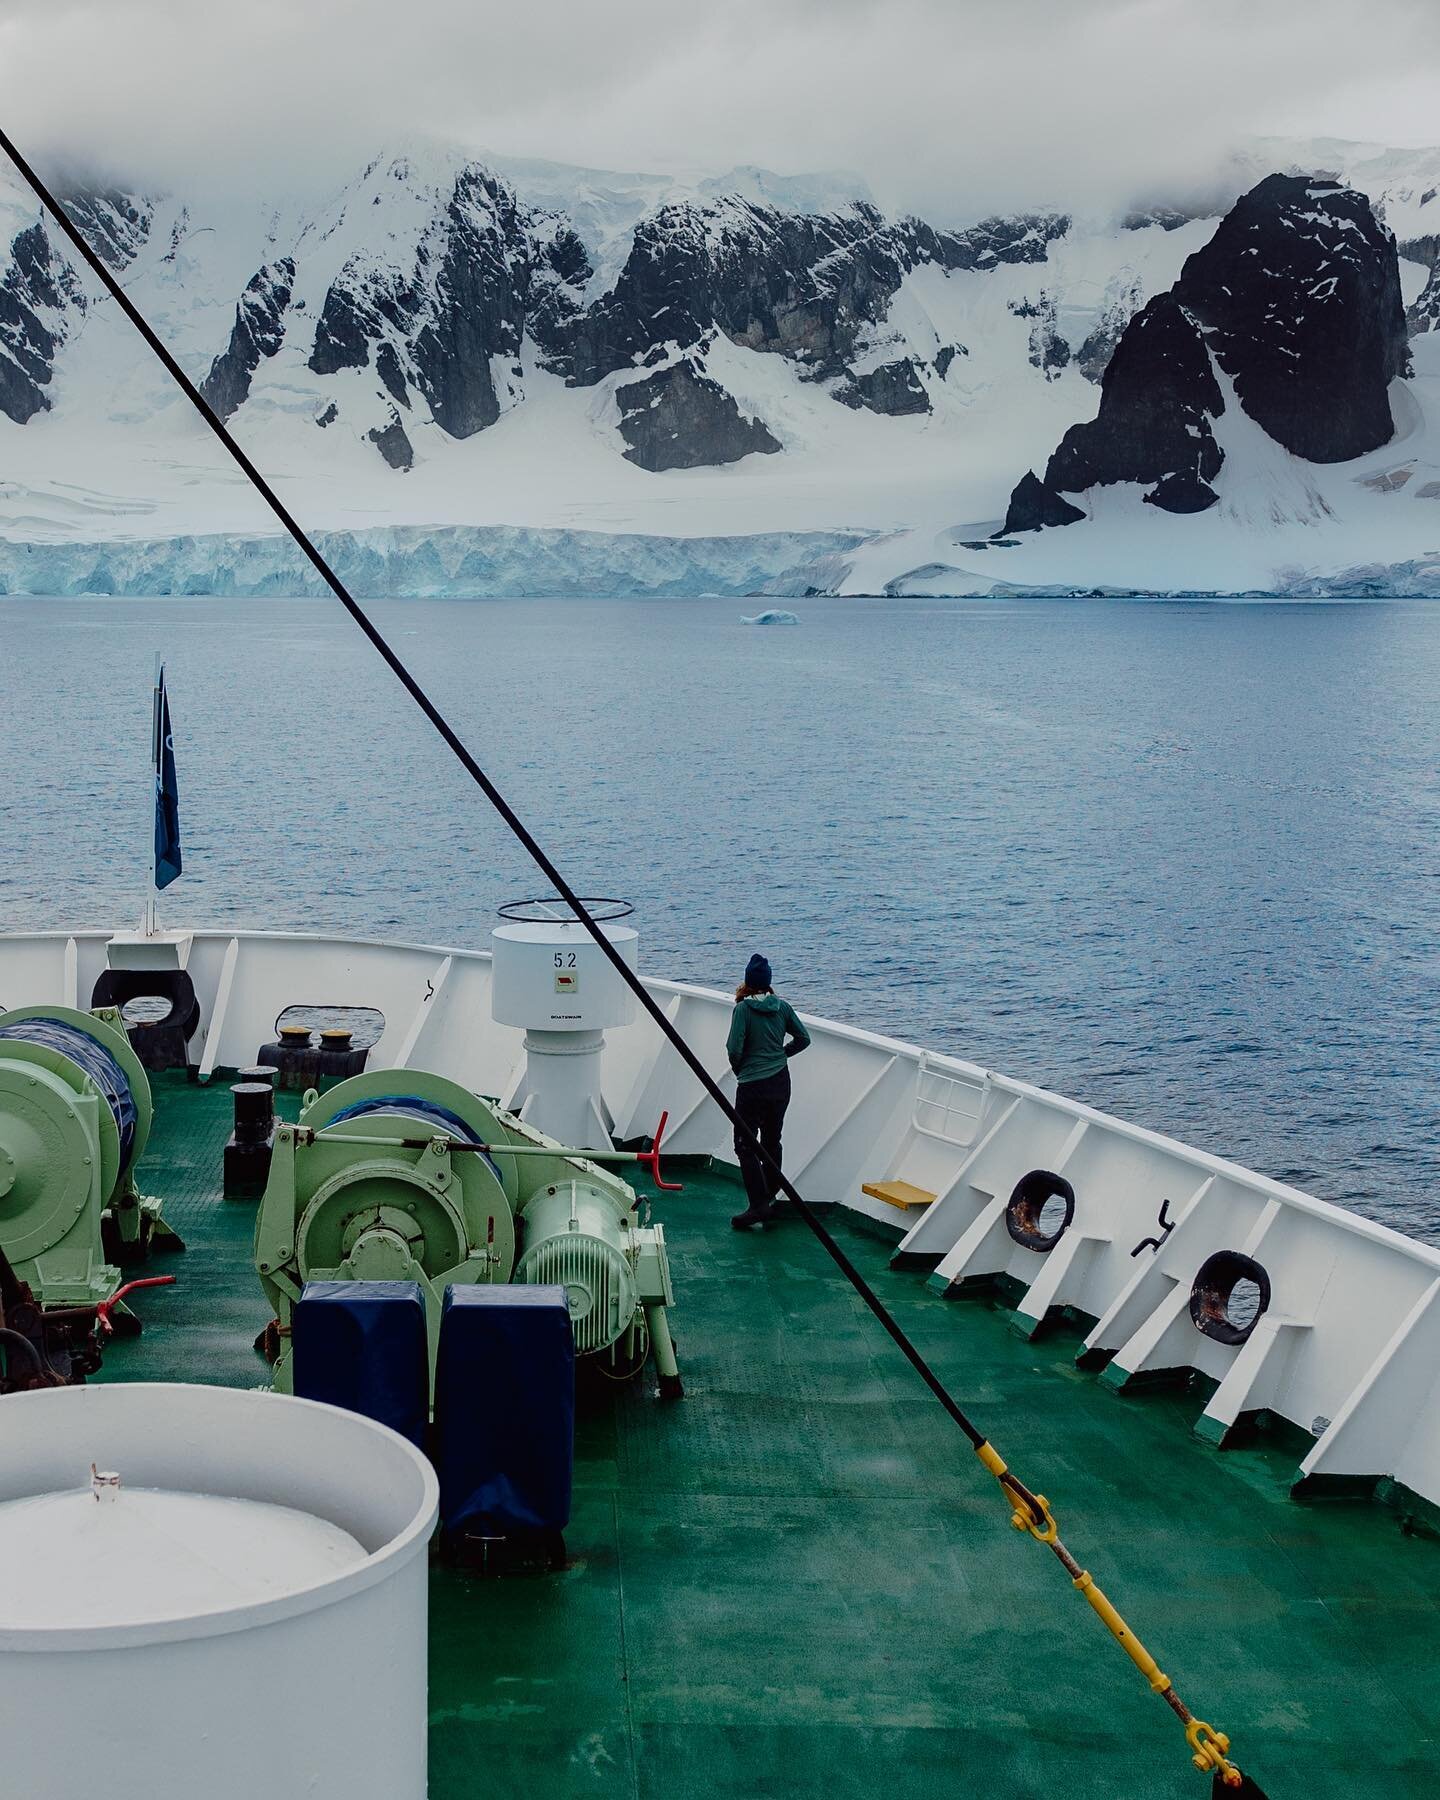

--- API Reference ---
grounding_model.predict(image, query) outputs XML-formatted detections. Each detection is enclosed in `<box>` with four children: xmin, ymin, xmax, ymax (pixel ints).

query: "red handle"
<box><xmin>636</xmin><ymin>1110</ymin><xmax>683</xmax><ymax>1192</ymax></box>
<box><xmin>97</xmin><ymin>1275</ymin><xmax>176</xmax><ymax>1335</ymax></box>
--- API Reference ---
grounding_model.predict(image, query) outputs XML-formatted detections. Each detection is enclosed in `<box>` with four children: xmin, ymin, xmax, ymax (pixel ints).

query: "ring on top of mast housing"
<box><xmin>498</xmin><ymin>897</ymin><xmax>635</xmax><ymax>923</ymax></box>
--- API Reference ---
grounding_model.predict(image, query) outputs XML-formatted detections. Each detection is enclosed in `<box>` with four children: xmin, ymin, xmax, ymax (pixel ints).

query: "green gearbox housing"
<box><xmin>0</xmin><ymin>1004</ymin><xmax>179</xmax><ymax>1308</ymax></box>
<box><xmin>255</xmin><ymin>1068</ymin><xmax>678</xmax><ymax>1393</ymax></box>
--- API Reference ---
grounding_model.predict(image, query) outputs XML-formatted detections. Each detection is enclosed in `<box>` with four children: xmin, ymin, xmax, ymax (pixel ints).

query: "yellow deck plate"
<box><xmin>861</xmin><ymin>1179</ymin><xmax>937</xmax><ymax>1211</ymax></box>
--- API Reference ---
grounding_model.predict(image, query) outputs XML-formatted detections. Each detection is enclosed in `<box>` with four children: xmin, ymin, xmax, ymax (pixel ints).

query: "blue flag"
<box><xmin>154</xmin><ymin>666</ymin><xmax>182</xmax><ymax>890</ymax></box>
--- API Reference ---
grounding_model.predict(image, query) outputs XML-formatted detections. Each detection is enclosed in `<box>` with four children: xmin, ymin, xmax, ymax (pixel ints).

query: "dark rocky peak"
<box><xmin>1168</xmin><ymin>173</ymin><xmax>1407</xmax><ymax>461</ymax></box>
<box><xmin>615</xmin><ymin>354</ymin><xmax>781</xmax><ymax>470</ymax></box>
<box><xmin>0</xmin><ymin>180</ymin><xmax>153</xmax><ymax>426</ymax></box>
<box><xmin>307</xmin><ymin>159</ymin><xmax>590</xmax><ymax>451</ymax></box>
<box><xmin>1001</xmin><ymin>172</ymin><xmax>1408</xmax><ymax>530</ymax></box>
<box><xmin>1000</xmin><ymin>470</ymin><xmax>1085</xmax><ymax>533</ymax></box>
<box><xmin>566</xmin><ymin>197</ymin><xmax>912</xmax><ymax>386</ymax></box>
<box><xmin>1044</xmin><ymin>292</ymin><xmax>1225</xmax><ymax>506</ymax></box>
<box><xmin>911</xmin><ymin>211</ymin><xmax>1070</xmax><ymax>272</ymax></box>
<box><xmin>58</xmin><ymin>184</ymin><xmax>153</xmax><ymax>270</ymax></box>
<box><xmin>368</xmin><ymin>411</ymin><xmax>414</xmax><ymax>470</ymax></box>
<box><xmin>835</xmin><ymin>357</ymin><xmax>931</xmax><ymax>415</ymax></box>
<box><xmin>404</xmin><ymin>165</ymin><xmax>545</xmax><ymax>437</ymax></box>
<box><xmin>527</xmin><ymin>215</ymin><xmax>593</xmax><ymax>359</ymax></box>
<box><xmin>0</xmin><ymin>219</ymin><xmax>88</xmax><ymax>423</ymax></box>
<box><xmin>201</xmin><ymin>257</ymin><xmax>296</xmax><ymax>421</ymax></box>
<box><xmin>565</xmin><ymin>200</ymin><xmax>1068</xmax><ymax>412</ymax></box>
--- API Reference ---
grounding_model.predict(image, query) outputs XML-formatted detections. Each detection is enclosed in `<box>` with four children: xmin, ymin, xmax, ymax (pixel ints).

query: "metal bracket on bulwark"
<box><xmin>1130</xmin><ymin>1198</ymin><xmax>1176</xmax><ymax>1258</ymax></box>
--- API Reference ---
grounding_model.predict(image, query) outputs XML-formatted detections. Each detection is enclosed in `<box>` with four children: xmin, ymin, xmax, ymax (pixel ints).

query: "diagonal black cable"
<box><xmin>0</xmin><ymin>124</ymin><xmax>991</xmax><ymax>1445</ymax></box>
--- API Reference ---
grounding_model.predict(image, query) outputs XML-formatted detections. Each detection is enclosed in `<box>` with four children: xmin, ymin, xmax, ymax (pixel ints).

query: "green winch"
<box><xmin>0</xmin><ymin>1005</ymin><xmax>179</xmax><ymax>1308</ymax></box>
<box><xmin>254</xmin><ymin>1068</ymin><xmax>679</xmax><ymax>1394</ymax></box>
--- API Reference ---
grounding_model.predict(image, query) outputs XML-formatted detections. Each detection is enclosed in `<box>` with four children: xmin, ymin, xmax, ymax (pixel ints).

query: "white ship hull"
<box><xmin>4</xmin><ymin>924</ymin><xmax>1437</xmax><ymax>1515</ymax></box>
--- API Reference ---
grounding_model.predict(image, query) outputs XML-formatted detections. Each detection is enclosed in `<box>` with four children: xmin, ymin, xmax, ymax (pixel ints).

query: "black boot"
<box><xmin>731</xmin><ymin>1201</ymin><xmax>777</xmax><ymax>1229</ymax></box>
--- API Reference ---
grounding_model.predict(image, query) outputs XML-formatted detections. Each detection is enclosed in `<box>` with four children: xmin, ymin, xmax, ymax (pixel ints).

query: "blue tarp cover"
<box><xmin>435</xmin><ymin>1284</ymin><xmax>575</xmax><ymax>1534</ymax></box>
<box><xmin>293</xmin><ymin>1279</ymin><xmax>429</xmax><ymax>1447</ymax></box>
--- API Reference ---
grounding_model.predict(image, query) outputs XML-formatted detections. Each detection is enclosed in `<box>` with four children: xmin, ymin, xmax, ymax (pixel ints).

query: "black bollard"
<box><xmin>224</xmin><ymin>1078</ymin><xmax>278</xmax><ymax>1201</ymax></box>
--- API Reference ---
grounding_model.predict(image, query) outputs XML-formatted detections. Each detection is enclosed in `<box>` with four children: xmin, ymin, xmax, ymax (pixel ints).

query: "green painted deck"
<box><xmin>103</xmin><ymin>1073</ymin><xmax>1440</xmax><ymax>1799</ymax></box>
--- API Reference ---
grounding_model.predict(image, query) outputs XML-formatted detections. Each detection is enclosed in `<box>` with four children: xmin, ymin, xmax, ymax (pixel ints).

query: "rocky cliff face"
<box><xmin>0</xmin><ymin>224</ymin><xmax>82</xmax><ymax>423</ymax></box>
<box><xmin>1004</xmin><ymin>174</ymin><xmax>1409</xmax><ymax>528</ymax></box>
<box><xmin>567</xmin><ymin>199</ymin><xmax>894</xmax><ymax>383</ymax></box>
<box><xmin>53</xmin><ymin>186</ymin><xmax>151</xmax><ymax>271</ymax></box>
<box><xmin>564</xmin><ymin>199</ymin><xmax>1066</xmax><ymax>411</ymax></box>
<box><xmin>1045</xmin><ymin>292</ymin><xmax>1226</xmax><ymax>507</ymax></box>
<box><xmin>0</xmin><ymin>184</ymin><xmax>151</xmax><ymax>424</ymax></box>
<box><xmin>202</xmin><ymin>258</ymin><xmax>295</xmax><ymax>420</ymax></box>
<box><xmin>616</xmin><ymin>357</ymin><xmax>781</xmax><ymax>470</ymax></box>
<box><xmin>306</xmin><ymin>163</ymin><xmax>590</xmax><ymax>440</ymax></box>
<box><xmin>1176</xmin><ymin>174</ymin><xmax>1406</xmax><ymax>460</ymax></box>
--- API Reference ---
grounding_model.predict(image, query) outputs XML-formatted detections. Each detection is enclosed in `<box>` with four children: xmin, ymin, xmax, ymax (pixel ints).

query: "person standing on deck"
<box><xmin>727</xmin><ymin>954</ymin><xmax>810</xmax><ymax>1229</ymax></box>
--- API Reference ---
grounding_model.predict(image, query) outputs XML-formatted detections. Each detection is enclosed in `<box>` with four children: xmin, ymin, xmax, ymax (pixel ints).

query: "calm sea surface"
<box><xmin>2</xmin><ymin>593</ymin><xmax>1437</xmax><ymax>1240</ymax></box>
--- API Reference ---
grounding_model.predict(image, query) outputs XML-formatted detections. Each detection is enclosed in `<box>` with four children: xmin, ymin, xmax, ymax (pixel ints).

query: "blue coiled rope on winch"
<box><xmin>0</xmin><ymin>1015</ymin><xmax>138</xmax><ymax>1168</ymax></box>
<box><xmin>326</xmin><ymin>1095</ymin><xmax>505</xmax><ymax>1185</ymax></box>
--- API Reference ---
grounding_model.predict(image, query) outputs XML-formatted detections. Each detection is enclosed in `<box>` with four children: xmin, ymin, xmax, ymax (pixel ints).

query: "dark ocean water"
<box><xmin>3</xmin><ymin>593</ymin><xmax>1437</xmax><ymax>1241</ymax></box>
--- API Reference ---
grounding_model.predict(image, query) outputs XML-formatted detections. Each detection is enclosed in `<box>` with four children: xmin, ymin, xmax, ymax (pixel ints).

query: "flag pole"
<box><xmin>146</xmin><ymin>653</ymin><xmax>161</xmax><ymax>937</ymax></box>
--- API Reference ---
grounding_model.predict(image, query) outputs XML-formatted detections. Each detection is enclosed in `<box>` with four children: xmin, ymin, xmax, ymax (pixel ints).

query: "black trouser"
<box><xmin>734</xmin><ymin>1066</ymin><xmax>791</xmax><ymax>1211</ymax></box>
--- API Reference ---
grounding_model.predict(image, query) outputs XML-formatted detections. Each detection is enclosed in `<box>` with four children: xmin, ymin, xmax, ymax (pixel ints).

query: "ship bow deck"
<box><xmin>101</xmin><ymin>1073</ymin><xmax>1440</xmax><ymax>1799</ymax></box>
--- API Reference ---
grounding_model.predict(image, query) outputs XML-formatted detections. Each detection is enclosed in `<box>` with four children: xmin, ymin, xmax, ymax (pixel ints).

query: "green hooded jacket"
<box><xmin>726</xmin><ymin>993</ymin><xmax>811</xmax><ymax>1085</ymax></box>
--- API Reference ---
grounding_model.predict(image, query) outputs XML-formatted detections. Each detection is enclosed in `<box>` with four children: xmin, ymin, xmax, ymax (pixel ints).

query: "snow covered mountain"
<box><xmin>2</xmin><ymin>135</ymin><xmax>1440</xmax><ymax>596</ymax></box>
<box><xmin>1003</xmin><ymin>176</ymin><xmax>1409</xmax><ymax>523</ymax></box>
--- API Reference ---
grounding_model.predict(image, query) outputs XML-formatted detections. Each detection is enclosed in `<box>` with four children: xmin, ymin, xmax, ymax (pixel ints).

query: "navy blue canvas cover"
<box><xmin>435</xmin><ymin>1285</ymin><xmax>575</xmax><ymax>1534</ymax></box>
<box><xmin>292</xmin><ymin>1279</ymin><xmax>429</xmax><ymax>1447</ymax></box>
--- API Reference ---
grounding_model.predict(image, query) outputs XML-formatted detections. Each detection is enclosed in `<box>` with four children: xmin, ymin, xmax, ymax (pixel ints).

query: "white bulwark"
<box><xmin>2</xmin><ymin>925</ymin><xmax>1437</xmax><ymax>1514</ymax></box>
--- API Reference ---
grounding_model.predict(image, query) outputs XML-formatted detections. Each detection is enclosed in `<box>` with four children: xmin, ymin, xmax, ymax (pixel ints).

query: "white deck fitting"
<box><xmin>3</xmin><ymin>926</ymin><xmax>1438</xmax><ymax>1510</ymax></box>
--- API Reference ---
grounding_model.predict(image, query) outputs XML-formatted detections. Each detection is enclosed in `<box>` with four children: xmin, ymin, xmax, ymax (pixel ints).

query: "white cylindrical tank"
<box><xmin>0</xmin><ymin>1383</ymin><xmax>438</xmax><ymax>1800</ymax></box>
<box><xmin>492</xmin><ymin>902</ymin><xmax>640</xmax><ymax>1149</ymax></box>
<box><xmin>491</xmin><ymin>915</ymin><xmax>639</xmax><ymax>1032</ymax></box>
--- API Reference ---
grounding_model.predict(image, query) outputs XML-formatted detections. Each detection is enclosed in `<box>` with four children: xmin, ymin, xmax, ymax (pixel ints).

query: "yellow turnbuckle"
<box><xmin>972</xmin><ymin>1440</ymin><xmax>1250</xmax><ymax>1791</ymax></box>
<box><xmin>973</xmin><ymin>1439</ymin><xmax>1057</xmax><ymax>1543</ymax></box>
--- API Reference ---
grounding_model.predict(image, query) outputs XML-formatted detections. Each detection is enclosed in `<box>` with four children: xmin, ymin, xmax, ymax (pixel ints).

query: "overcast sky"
<box><xmin>2</xmin><ymin>0</ymin><xmax>1438</xmax><ymax>217</ymax></box>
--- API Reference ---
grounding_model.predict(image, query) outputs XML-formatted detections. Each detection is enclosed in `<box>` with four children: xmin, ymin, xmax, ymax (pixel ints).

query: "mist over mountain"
<box><xmin>2</xmin><ymin>133</ymin><xmax>1440</xmax><ymax>597</ymax></box>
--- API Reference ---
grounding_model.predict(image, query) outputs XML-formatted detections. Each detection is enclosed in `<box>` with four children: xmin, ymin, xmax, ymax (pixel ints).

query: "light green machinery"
<box><xmin>254</xmin><ymin>1068</ymin><xmax>679</xmax><ymax>1395</ymax></box>
<box><xmin>0</xmin><ymin>1005</ymin><xmax>178</xmax><ymax>1308</ymax></box>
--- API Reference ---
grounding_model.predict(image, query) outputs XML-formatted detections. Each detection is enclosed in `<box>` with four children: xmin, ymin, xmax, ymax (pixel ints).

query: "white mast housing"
<box><xmin>491</xmin><ymin>900</ymin><xmax>639</xmax><ymax>1149</ymax></box>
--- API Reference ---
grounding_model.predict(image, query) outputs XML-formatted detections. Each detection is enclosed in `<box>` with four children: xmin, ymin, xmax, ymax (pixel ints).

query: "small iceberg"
<box><xmin>740</xmin><ymin>609</ymin><xmax>799</xmax><ymax>625</ymax></box>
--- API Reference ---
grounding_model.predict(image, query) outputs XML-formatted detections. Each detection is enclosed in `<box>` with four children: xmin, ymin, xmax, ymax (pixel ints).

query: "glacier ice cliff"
<box><xmin>0</xmin><ymin>524</ymin><xmax>868</xmax><ymax>600</ymax></box>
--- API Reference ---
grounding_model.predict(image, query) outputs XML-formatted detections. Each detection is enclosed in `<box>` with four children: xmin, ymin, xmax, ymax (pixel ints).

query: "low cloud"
<box><xmin>1</xmin><ymin>0</ymin><xmax>1437</xmax><ymax>218</ymax></box>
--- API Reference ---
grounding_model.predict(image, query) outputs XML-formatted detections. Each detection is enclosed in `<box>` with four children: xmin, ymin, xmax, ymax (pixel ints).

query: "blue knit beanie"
<box><xmin>745</xmin><ymin>953</ymin><xmax>772</xmax><ymax>990</ymax></box>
